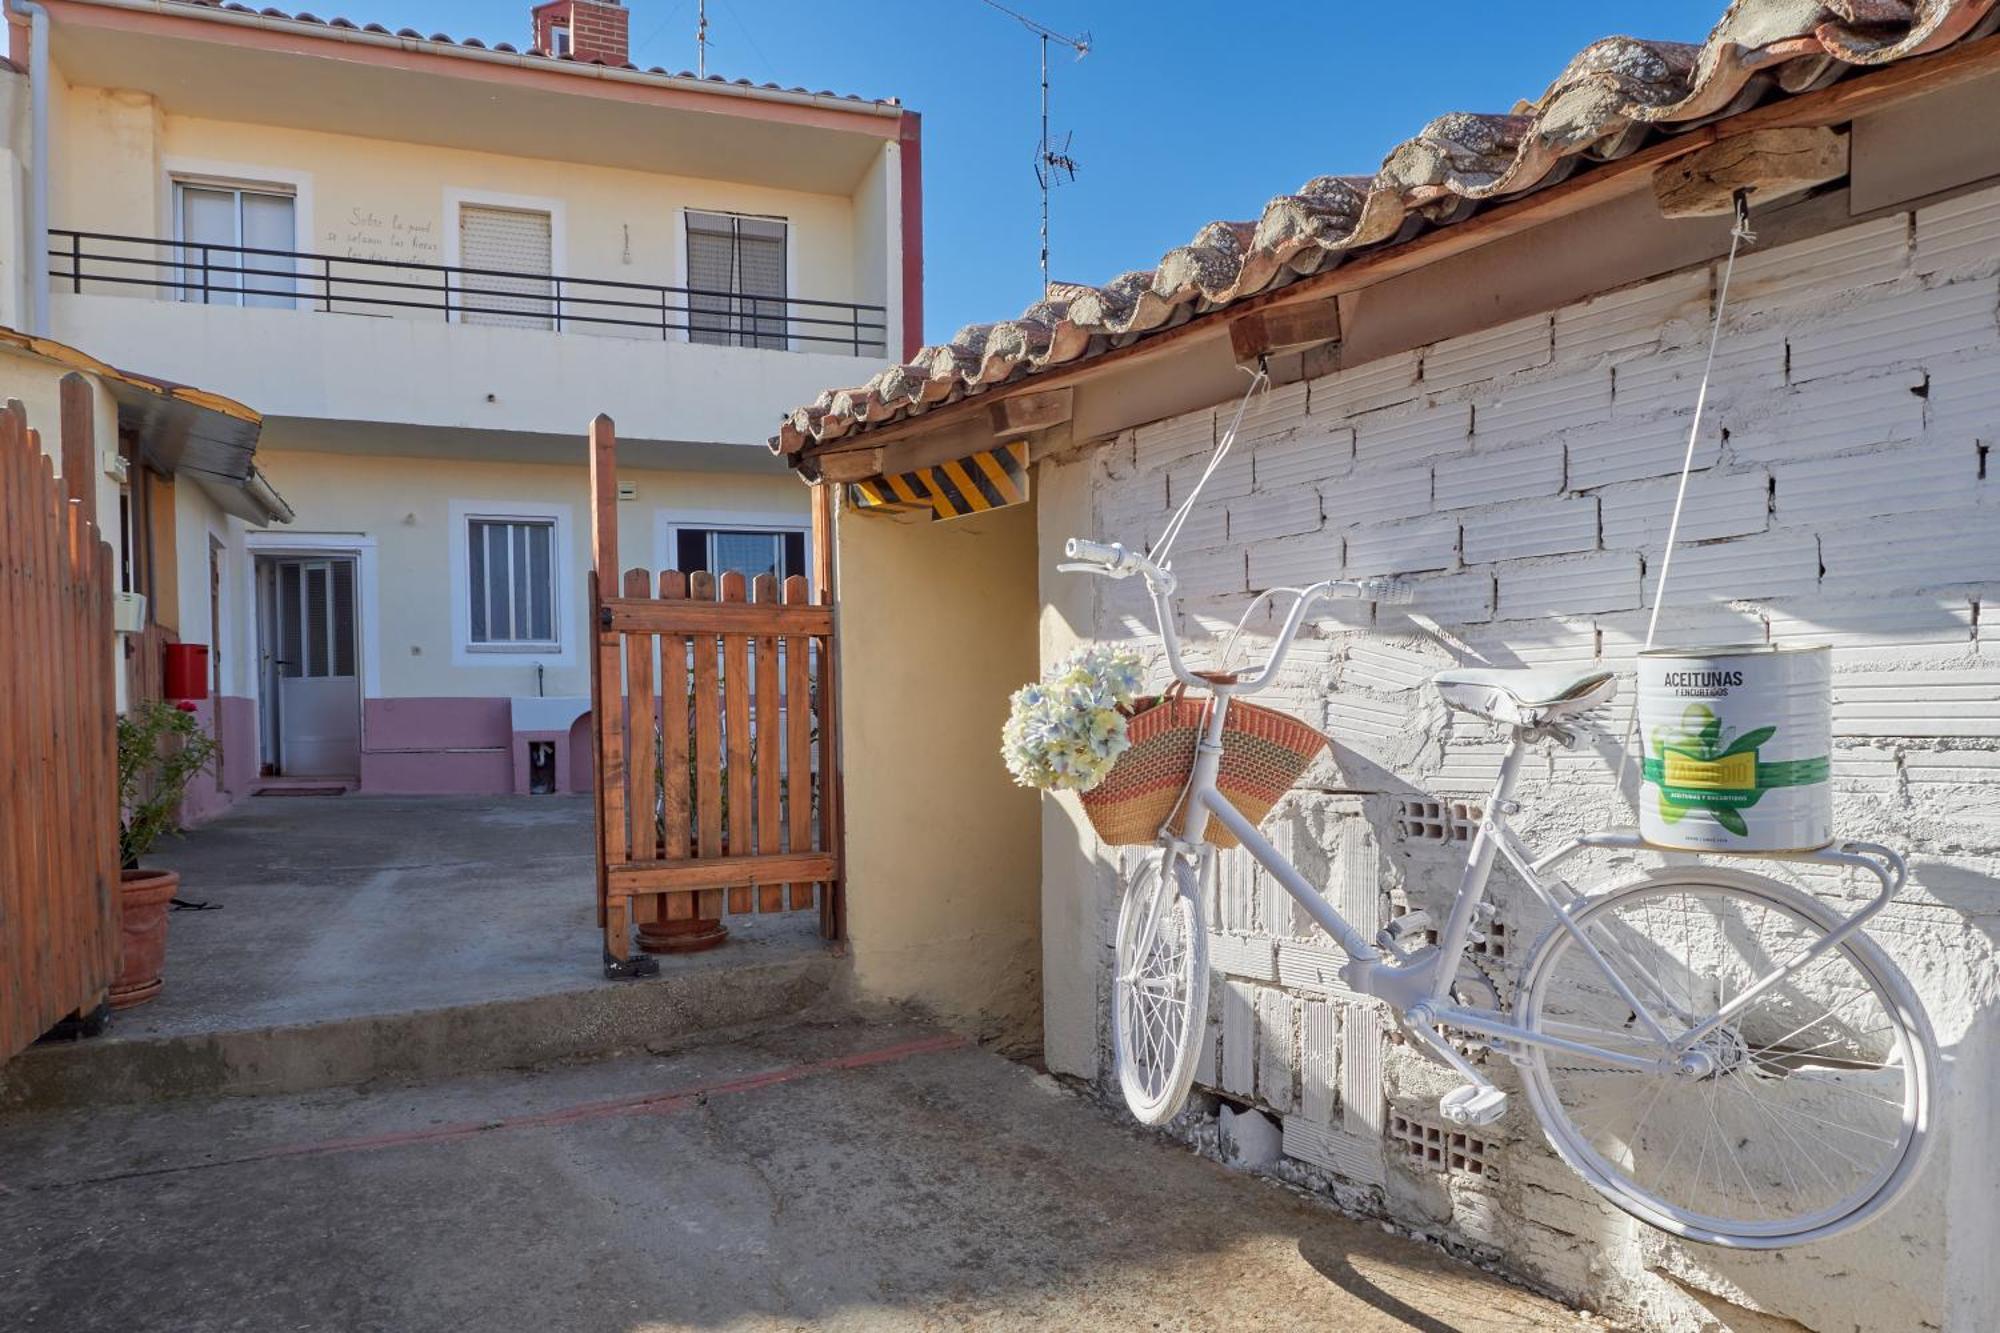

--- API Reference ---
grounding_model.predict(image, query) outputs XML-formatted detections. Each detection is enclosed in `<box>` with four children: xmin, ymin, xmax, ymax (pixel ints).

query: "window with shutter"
<box><xmin>458</xmin><ymin>205</ymin><xmax>555</xmax><ymax>330</ymax></box>
<box><xmin>685</xmin><ymin>211</ymin><xmax>789</xmax><ymax>350</ymax></box>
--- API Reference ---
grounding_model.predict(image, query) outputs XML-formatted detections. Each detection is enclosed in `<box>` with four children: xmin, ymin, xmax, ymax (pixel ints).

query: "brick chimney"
<box><xmin>532</xmin><ymin>0</ymin><xmax>629</xmax><ymax>66</ymax></box>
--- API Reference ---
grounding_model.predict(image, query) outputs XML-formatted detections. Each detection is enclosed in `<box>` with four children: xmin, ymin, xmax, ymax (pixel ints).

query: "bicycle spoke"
<box><xmin>1525</xmin><ymin>875</ymin><xmax>1926</xmax><ymax>1241</ymax></box>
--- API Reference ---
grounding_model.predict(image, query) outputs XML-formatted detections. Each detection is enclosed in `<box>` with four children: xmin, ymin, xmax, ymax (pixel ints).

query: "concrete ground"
<box><xmin>135</xmin><ymin>794</ymin><xmax>820</xmax><ymax>1037</ymax></box>
<box><xmin>0</xmin><ymin>1016</ymin><xmax>1596</xmax><ymax>1332</ymax></box>
<box><xmin>1</xmin><ymin>796</ymin><xmax>836</xmax><ymax>1110</ymax></box>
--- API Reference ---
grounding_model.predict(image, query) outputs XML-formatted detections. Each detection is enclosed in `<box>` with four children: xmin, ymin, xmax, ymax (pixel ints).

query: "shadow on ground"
<box><xmin>0</xmin><ymin>1016</ymin><xmax>1592</xmax><ymax>1332</ymax></box>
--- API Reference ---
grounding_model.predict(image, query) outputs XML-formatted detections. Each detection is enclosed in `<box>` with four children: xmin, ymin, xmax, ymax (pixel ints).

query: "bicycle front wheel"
<box><xmin>1113</xmin><ymin>849</ymin><xmax>1209</xmax><ymax>1126</ymax></box>
<box><xmin>1518</xmin><ymin>867</ymin><xmax>1934</xmax><ymax>1248</ymax></box>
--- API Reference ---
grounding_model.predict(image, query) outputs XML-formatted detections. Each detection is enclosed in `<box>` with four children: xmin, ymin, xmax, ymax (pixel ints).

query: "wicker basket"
<box><xmin>1079</xmin><ymin>688</ymin><xmax>1327</xmax><ymax>848</ymax></box>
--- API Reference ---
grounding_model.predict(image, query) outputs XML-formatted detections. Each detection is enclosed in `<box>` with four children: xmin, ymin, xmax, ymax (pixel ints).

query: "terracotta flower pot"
<box><xmin>109</xmin><ymin>867</ymin><xmax>178</xmax><ymax>1010</ymax></box>
<box><xmin>634</xmin><ymin>835</ymin><xmax>729</xmax><ymax>955</ymax></box>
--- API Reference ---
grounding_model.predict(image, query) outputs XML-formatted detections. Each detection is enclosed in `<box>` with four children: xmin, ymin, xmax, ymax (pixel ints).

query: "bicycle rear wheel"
<box><xmin>1518</xmin><ymin>867</ymin><xmax>1933</xmax><ymax>1248</ymax></box>
<box><xmin>1113</xmin><ymin>850</ymin><xmax>1209</xmax><ymax>1125</ymax></box>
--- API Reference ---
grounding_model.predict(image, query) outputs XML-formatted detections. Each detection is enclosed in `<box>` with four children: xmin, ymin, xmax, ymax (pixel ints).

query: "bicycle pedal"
<box><xmin>1439</xmin><ymin>1085</ymin><xmax>1508</xmax><ymax>1127</ymax></box>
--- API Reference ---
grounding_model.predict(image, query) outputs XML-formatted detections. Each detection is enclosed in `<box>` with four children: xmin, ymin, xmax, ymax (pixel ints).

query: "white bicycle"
<box><xmin>1063</xmin><ymin>535</ymin><xmax>1936</xmax><ymax>1250</ymax></box>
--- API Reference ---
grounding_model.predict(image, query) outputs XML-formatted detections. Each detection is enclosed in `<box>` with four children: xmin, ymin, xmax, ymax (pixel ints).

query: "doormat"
<box><xmin>252</xmin><ymin>785</ymin><xmax>349</xmax><ymax>798</ymax></box>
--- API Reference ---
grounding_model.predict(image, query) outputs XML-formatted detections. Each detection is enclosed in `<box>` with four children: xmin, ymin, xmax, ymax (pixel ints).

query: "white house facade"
<box><xmin>2</xmin><ymin>0</ymin><xmax>917</xmax><ymax>814</ymax></box>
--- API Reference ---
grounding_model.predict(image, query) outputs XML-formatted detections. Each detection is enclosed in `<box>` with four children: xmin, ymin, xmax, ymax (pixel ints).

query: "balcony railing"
<box><xmin>49</xmin><ymin>229</ymin><xmax>888</xmax><ymax>355</ymax></box>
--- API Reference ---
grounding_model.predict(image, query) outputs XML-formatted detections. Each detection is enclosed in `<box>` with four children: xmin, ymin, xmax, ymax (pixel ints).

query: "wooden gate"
<box><xmin>587</xmin><ymin>416</ymin><xmax>842</xmax><ymax>974</ymax></box>
<box><xmin>0</xmin><ymin>377</ymin><xmax>120</xmax><ymax>1057</ymax></box>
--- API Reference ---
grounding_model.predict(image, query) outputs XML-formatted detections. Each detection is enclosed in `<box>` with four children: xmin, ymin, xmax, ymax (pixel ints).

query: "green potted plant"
<box><xmin>113</xmin><ymin>700</ymin><xmax>218</xmax><ymax>1008</ymax></box>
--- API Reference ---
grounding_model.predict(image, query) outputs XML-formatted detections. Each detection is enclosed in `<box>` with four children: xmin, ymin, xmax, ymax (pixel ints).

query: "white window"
<box><xmin>685</xmin><ymin>211</ymin><xmax>789</xmax><ymax>350</ymax></box>
<box><xmin>549</xmin><ymin>23</ymin><xmax>572</xmax><ymax>56</ymax></box>
<box><xmin>458</xmin><ymin>204</ymin><xmax>555</xmax><ymax>330</ymax></box>
<box><xmin>467</xmin><ymin>516</ymin><xmax>559</xmax><ymax>651</ymax></box>
<box><xmin>673</xmin><ymin>524</ymin><xmax>809</xmax><ymax>583</ymax></box>
<box><xmin>174</xmin><ymin>180</ymin><xmax>297</xmax><ymax>307</ymax></box>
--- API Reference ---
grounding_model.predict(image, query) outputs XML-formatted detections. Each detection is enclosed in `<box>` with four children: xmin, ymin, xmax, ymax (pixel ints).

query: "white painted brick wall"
<box><xmin>1076</xmin><ymin>192</ymin><xmax>2000</xmax><ymax>1333</ymax></box>
<box><xmin>1228</xmin><ymin>487</ymin><xmax>1322</xmax><ymax>543</ymax></box>
<box><xmin>1421</xmin><ymin>312</ymin><xmax>1551</xmax><ymax>390</ymax></box>
<box><xmin>1497</xmin><ymin>551</ymin><xmax>1641</xmax><ymax>617</ymax></box>
<box><xmin>1345</xmin><ymin>517</ymin><xmax>1459</xmax><ymax>574</ymax></box>
<box><xmin>1772</xmin><ymin>438</ymin><xmax>1974</xmax><ymax>526</ymax></box>
<box><xmin>1309</xmin><ymin>348</ymin><xmax>1421</xmax><ymax>416</ymax></box>
<box><xmin>1640</xmin><ymin>529</ymin><xmax>1822</xmax><ymax>604</ymax></box>
<box><xmin>1323</xmin><ymin>463</ymin><xmax>1433</xmax><ymax>526</ymax></box>
<box><xmin>1433</xmin><ymin>439</ymin><xmax>1565</xmax><ymax>510</ymax></box>
<box><xmin>1246</xmin><ymin>529</ymin><xmax>1342</xmax><ymax>590</ymax></box>
<box><xmin>1785</xmin><ymin>276</ymin><xmax>2000</xmax><ymax>383</ymax></box>
<box><xmin>1254</xmin><ymin>422</ymin><xmax>1354</xmax><ymax>494</ymax></box>
<box><xmin>1462</xmin><ymin>494</ymin><xmax>1598</xmax><ymax>563</ymax></box>
<box><xmin>1928</xmin><ymin>350</ymin><xmax>2000</xmax><ymax>444</ymax></box>
<box><xmin>1552</xmin><ymin>268</ymin><xmax>1709</xmax><ymax>364</ymax></box>
<box><xmin>1597</xmin><ymin>467</ymin><xmax>1769</xmax><ymax>548</ymax></box>
<box><xmin>1471</xmin><ymin>368</ymin><xmax>1613</xmax><ymax>449</ymax></box>
<box><xmin>1726</xmin><ymin>213</ymin><xmax>1909</xmax><ymax>309</ymax></box>
<box><xmin>1727</xmin><ymin>368</ymin><xmax>1927</xmax><ymax>464</ymax></box>
<box><xmin>1352</xmin><ymin>401</ymin><xmax>1472</xmax><ymax>468</ymax></box>
<box><xmin>1914</xmin><ymin>183</ymin><xmax>2000</xmax><ymax>280</ymax></box>
<box><xmin>1567</xmin><ymin>413</ymin><xmax>1722</xmax><ymax>489</ymax></box>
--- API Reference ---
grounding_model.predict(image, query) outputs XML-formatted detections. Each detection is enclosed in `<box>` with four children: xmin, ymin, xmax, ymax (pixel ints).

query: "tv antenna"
<box><xmin>696</xmin><ymin>0</ymin><xmax>709</xmax><ymax>78</ymax></box>
<box><xmin>976</xmin><ymin>0</ymin><xmax>1090</xmax><ymax>296</ymax></box>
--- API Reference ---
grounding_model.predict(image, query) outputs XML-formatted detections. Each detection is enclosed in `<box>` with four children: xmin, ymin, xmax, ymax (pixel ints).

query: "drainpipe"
<box><xmin>7</xmin><ymin>0</ymin><xmax>48</xmax><ymax>335</ymax></box>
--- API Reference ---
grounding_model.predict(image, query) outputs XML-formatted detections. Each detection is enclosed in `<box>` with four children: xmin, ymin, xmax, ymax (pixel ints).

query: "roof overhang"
<box><xmin>778</xmin><ymin>7</ymin><xmax>2000</xmax><ymax>471</ymax></box>
<box><xmin>0</xmin><ymin>326</ymin><xmax>292</xmax><ymax>524</ymax></box>
<box><xmin>39</xmin><ymin>0</ymin><xmax>905</xmax><ymax>195</ymax></box>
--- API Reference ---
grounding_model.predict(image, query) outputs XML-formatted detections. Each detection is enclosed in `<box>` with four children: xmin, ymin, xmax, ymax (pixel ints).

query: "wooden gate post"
<box><xmin>589</xmin><ymin>415</ymin><xmax>657</xmax><ymax>979</ymax></box>
<box><xmin>810</xmin><ymin>480</ymin><xmax>844</xmax><ymax>942</ymax></box>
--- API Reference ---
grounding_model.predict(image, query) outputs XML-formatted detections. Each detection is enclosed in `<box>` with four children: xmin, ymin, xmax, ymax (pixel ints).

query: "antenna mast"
<box><xmin>696</xmin><ymin>0</ymin><xmax>709</xmax><ymax>78</ymax></box>
<box><xmin>976</xmin><ymin>1</ymin><xmax>1089</xmax><ymax>296</ymax></box>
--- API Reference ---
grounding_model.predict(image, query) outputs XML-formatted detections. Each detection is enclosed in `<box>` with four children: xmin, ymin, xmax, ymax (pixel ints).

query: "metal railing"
<box><xmin>49</xmin><ymin>229</ymin><xmax>889</xmax><ymax>355</ymax></box>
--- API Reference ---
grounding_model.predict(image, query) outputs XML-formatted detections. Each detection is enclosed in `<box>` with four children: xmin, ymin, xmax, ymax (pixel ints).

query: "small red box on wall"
<box><xmin>163</xmin><ymin>643</ymin><xmax>210</xmax><ymax>702</ymax></box>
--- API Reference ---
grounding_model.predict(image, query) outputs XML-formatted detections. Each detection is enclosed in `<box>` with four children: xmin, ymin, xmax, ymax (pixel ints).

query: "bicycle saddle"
<box><xmin>1432</xmin><ymin>666</ymin><xmax>1616</xmax><ymax>728</ymax></box>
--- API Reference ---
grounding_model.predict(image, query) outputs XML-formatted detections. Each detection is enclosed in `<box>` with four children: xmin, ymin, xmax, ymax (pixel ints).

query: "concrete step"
<box><xmin>2</xmin><ymin>946</ymin><xmax>840</xmax><ymax>1112</ymax></box>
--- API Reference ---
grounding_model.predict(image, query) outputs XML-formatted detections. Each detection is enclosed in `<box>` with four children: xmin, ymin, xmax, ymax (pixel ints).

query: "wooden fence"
<box><xmin>588</xmin><ymin>416</ymin><xmax>842</xmax><ymax>972</ymax></box>
<box><xmin>0</xmin><ymin>376</ymin><xmax>120</xmax><ymax>1058</ymax></box>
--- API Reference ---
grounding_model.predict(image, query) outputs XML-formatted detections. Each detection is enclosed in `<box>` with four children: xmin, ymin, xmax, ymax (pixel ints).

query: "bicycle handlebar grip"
<box><xmin>1065</xmin><ymin>537</ymin><xmax>1124</xmax><ymax>566</ymax></box>
<box><xmin>1360</xmin><ymin>577</ymin><xmax>1416</xmax><ymax>605</ymax></box>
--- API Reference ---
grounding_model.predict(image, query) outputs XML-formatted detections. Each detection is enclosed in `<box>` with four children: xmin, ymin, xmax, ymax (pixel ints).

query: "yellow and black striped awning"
<box><xmin>849</xmin><ymin>441</ymin><xmax>1029</xmax><ymax>521</ymax></box>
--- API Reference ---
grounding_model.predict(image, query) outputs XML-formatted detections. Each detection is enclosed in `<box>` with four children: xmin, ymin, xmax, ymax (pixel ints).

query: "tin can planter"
<box><xmin>1637</xmin><ymin>643</ymin><xmax>1832</xmax><ymax>852</ymax></box>
<box><xmin>109</xmin><ymin>867</ymin><xmax>179</xmax><ymax>1009</ymax></box>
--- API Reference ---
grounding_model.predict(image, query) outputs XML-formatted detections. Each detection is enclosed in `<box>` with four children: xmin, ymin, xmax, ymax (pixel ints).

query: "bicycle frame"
<box><xmin>1080</xmin><ymin>538</ymin><xmax>1907</xmax><ymax>1087</ymax></box>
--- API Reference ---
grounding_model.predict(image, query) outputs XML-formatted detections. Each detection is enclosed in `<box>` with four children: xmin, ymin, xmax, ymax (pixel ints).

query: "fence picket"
<box><xmin>0</xmin><ymin>390</ymin><xmax>118</xmax><ymax>1057</ymax></box>
<box><xmin>621</xmin><ymin>569</ymin><xmax>659</xmax><ymax>929</ymax></box>
<box><xmin>657</xmin><ymin>571</ymin><xmax>691</xmax><ymax>922</ymax></box>
<box><xmin>783</xmin><ymin>575</ymin><xmax>815</xmax><ymax>911</ymax></box>
<box><xmin>720</xmin><ymin>571</ymin><xmax>753</xmax><ymax>915</ymax></box>
<box><xmin>689</xmin><ymin>570</ymin><xmax>724</xmax><ymax>926</ymax></box>
<box><xmin>753</xmin><ymin>574</ymin><xmax>783</xmax><ymax>913</ymax></box>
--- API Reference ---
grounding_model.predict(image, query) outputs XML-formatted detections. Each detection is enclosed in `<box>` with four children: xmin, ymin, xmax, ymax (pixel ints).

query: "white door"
<box><xmin>260</xmin><ymin>557</ymin><xmax>360</xmax><ymax>778</ymax></box>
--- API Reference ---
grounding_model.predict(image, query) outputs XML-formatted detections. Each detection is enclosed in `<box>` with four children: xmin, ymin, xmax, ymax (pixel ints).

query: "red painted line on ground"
<box><xmin>36</xmin><ymin>1032</ymin><xmax>968</xmax><ymax>1189</ymax></box>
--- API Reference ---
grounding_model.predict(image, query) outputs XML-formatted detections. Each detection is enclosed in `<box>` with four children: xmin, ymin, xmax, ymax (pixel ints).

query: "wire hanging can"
<box><xmin>1637</xmin><ymin>643</ymin><xmax>1833</xmax><ymax>852</ymax></box>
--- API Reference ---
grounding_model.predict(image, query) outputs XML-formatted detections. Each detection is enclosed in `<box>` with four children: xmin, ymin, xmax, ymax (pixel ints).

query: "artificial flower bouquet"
<box><xmin>1002</xmin><ymin>645</ymin><xmax>1327</xmax><ymax>848</ymax></box>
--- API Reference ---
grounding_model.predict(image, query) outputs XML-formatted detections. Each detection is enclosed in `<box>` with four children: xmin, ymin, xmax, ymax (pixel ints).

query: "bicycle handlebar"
<box><xmin>1062</xmin><ymin>534</ymin><xmax>1415</xmax><ymax>695</ymax></box>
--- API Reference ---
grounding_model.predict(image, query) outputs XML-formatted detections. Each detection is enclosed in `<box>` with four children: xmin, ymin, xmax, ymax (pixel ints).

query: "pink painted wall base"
<box><xmin>181</xmin><ymin>695</ymin><xmax>259</xmax><ymax>827</ymax></box>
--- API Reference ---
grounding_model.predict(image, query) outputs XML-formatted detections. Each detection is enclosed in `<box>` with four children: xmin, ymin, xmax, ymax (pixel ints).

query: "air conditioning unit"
<box><xmin>112</xmin><ymin>591</ymin><xmax>147</xmax><ymax>634</ymax></box>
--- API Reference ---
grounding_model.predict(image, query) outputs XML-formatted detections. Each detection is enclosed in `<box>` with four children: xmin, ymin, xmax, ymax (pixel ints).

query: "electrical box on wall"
<box><xmin>617</xmin><ymin>481</ymin><xmax>638</xmax><ymax>501</ymax></box>
<box><xmin>103</xmin><ymin>453</ymin><xmax>129</xmax><ymax>484</ymax></box>
<box><xmin>112</xmin><ymin>592</ymin><xmax>146</xmax><ymax>634</ymax></box>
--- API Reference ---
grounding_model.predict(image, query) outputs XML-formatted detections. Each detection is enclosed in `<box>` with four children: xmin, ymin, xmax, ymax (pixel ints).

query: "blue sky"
<box><xmin>322</xmin><ymin>1</ymin><xmax>1729</xmax><ymax>344</ymax></box>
